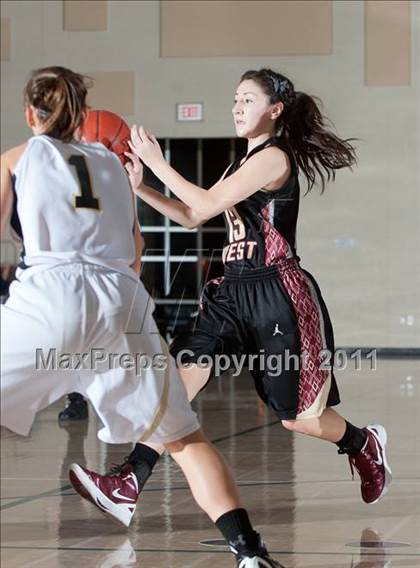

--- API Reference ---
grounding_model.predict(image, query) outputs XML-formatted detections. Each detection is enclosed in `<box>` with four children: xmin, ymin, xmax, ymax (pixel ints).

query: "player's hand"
<box><xmin>129</xmin><ymin>125</ymin><xmax>164</xmax><ymax>170</ymax></box>
<box><xmin>124</xmin><ymin>150</ymin><xmax>144</xmax><ymax>192</ymax></box>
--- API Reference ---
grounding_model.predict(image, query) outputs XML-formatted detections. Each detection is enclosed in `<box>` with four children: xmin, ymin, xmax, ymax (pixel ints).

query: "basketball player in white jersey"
<box><xmin>0</xmin><ymin>66</ymin><xmax>282</xmax><ymax>568</ymax></box>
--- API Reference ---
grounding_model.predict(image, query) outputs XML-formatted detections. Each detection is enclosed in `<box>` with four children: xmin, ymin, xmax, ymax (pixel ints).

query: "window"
<box><xmin>138</xmin><ymin>137</ymin><xmax>247</xmax><ymax>335</ymax></box>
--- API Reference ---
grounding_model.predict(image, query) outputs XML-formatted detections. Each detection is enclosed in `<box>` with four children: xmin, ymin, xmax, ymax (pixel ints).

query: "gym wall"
<box><xmin>1</xmin><ymin>0</ymin><xmax>419</xmax><ymax>348</ymax></box>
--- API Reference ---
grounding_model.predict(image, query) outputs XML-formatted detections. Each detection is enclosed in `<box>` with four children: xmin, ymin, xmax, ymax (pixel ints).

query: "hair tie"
<box><xmin>269</xmin><ymin>74</ymin><xmax>296</xmax><ymax>106</ymax></box>
<box><xmin>36</xmin><ymin>108</ymin><xmax>51</xmax><ymax>120</ymax></box>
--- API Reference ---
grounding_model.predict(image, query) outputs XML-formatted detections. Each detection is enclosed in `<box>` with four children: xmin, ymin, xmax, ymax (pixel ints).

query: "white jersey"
<box><xmin>2</xmin><ymin>136</ymin><xmax>200</xmax><ymax>445</ymax></box>
<box><xmin>12</xmin><ymin>135</ymin><xmax>136</xmax><ymax>277</ymax></box>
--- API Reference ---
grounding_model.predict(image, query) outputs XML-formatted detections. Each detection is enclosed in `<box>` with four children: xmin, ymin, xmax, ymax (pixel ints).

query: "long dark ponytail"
<box><xmin>240</xmin><ymin>68</ymin><xmax>357</xmax><ymax>193</ymax></box>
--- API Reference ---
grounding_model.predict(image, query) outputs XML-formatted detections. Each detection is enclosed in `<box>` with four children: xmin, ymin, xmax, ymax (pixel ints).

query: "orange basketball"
<box><xmin>82</xmin><ymin>109</ymin><xmax>130</xmax><ymax>165</ymax></box>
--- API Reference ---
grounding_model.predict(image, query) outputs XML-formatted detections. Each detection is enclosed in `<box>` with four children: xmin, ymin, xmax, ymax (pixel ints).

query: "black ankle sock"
<box><xmin>215</xmin><ymin>508</ymin><xmax>260</xmax><ymax>554</ymax></box>
<box><xmin>128</xmin><ymin>443</ymin><xmax>160</xmax><ymax>490</ymax></box>
<box><xmin>336</xmin><ymin>421</ymin><xmax>367</xmax><ymax>455</ymax></box>
<box><xmin>129</xmin><ymin>443</ymin><xmax>160</xmax><ymax>468</ymax></box>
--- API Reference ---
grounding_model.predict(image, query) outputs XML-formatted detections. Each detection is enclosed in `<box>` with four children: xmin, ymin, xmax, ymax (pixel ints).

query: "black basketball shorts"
<box><xmin>170</xmin><ymin>263</ymin><xmax>340</xmax><ymax>420</ymax></box>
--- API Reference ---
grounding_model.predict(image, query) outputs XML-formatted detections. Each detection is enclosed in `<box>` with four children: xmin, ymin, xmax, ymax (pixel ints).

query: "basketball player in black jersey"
<box><xmin>80</xmin><ymin>69</ymin><xmax>392</xmax><ymax>564</ymax></box>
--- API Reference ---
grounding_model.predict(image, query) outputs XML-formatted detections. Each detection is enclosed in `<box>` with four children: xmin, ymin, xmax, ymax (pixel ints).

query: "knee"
<box><xmin>164</xmin><ymin>428</ymin><xmax>205</xmax><ymax>453</ymax></box>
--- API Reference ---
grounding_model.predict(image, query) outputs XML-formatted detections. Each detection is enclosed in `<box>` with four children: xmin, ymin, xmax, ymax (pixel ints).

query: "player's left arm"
<box><xmin>130</xmin><ymin>126</ymin><xmax>290</xmax><ymax>220</ymax></box>
<box><xmin>0</xmin><ymin>152</ymin><xmax>14</xmax><ymax>238</ymax></box>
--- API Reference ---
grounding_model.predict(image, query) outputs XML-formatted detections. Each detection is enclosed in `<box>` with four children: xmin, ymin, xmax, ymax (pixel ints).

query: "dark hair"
<box><xmin>23</xmin><ymin>66</ymin><xmax>93</xmax><ymax>143</ymax></box>
<box><xmin>240</xmin><ymin>68</ymin><xmax>357</xmax><ymax>193</ymax></box>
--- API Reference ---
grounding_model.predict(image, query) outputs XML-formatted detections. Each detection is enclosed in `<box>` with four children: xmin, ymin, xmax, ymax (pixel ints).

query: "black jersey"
<box><xmin>221</xmin><ymin>137</ymin><xmax>300</xmax><ymax>270</ymax></box>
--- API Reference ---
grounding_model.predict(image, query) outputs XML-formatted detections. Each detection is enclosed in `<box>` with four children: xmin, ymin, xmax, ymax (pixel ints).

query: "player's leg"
<box><xmin>101</xmin><ymin>276</ymin><xmax>245</xmax><ymax>494</ymax></box>
<box><xmin>281</xmin><ymin>411</ymin><xmax>392</xmax><ymax>504</ymax></box>
<box><xmin>0</xmin><ymin>269</ymin><xmax>86</xmax><ymax>435</ymax></box>
<box><xmin>66</xmin><ymin>275</ymin><xmax>284</xmax><ymax>564</ymax></box>
<box><xmin>165</xmin><ymin>429</ymin><xmax>282</xmax><ymax>566</ymax></box>
<box><xmin>70</xmin><ymin>426</ymin><xmax>282</xmax><ymax>566</ymax></box>
<box><xmin>287</xmin><ymin>270</ymin><xmax>390</xmax><ymax>503</ymax></box>
<box><xmin>66</xmin><ymin>272</ymin><xmax>198</xmax><ymax>521</ymax></box>
<box><xmin>98</xmin><ymin>361</ymin><xmax>211</xmax><ymax>501</ymax></box>
<box><xmin>177</xmin><ymin>360</ymin><xmax>213</xmax><ymax>401</ymax></box>
<box><xmin>164</xmin><ymin>428</ymin><xmax>240</xmax><ymax>519</ymax></box>
<box><xmin>251</xmin><ymin>268</ymin><xmax>391</xmax><ymax>504</ymax></box>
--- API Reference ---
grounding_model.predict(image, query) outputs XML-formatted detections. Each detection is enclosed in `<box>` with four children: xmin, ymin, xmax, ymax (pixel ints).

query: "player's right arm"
<box><xmin>136</xmin><ymin>184</ymin><xmax>203</xmax><ymax>229</ymax></box>
<box><xmin>124</xmin><ymin>151</ymin><xmax>226</xmax><ymax>229</ymax></box>
<box><xmin>1</xmin><ymin>144</ymin><xmax>27</xmax><ymax>237</ymax></box>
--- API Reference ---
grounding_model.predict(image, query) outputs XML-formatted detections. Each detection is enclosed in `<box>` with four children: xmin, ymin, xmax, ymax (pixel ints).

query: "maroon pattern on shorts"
<box><xmin>261</xmin><ymin>205</ymin><xmax>329</xmax><ymax>413</ymax></box>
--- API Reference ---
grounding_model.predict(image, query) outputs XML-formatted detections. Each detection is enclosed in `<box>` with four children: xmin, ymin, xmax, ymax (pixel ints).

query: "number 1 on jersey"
<box><xmin>69</xmin><ymin>155</ymin><xmax>100</xmax><ymax>210</ymax></box>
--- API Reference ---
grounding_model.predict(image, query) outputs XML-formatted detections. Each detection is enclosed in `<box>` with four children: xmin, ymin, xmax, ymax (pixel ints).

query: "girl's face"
<box><xmin>232</xmin><ymin>79</ymin><xmax>282</xmax><ymax>139</ymax></box>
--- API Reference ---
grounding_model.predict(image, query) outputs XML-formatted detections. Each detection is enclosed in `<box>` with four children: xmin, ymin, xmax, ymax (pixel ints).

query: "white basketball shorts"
<box><xmin>0</xmin><ymin>262</ymin><xmax>200</xmax><ymax>444</ymax></box>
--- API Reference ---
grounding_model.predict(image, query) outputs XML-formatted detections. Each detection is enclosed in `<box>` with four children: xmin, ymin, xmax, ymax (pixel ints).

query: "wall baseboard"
<box><xmin>337</xmin><ymin>347</ymin><xmax>420</xmax><ymax>358</ymax></box>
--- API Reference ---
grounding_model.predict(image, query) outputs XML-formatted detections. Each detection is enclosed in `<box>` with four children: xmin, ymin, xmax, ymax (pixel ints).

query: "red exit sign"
<box><xmin>176</xmin><ymin>103</ymin><xmax>203</xmax><ymax>122</ymax></box>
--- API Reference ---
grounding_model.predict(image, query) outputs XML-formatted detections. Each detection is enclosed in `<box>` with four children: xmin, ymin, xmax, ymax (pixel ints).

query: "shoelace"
<box><xmin>338</xmin><ymin>446</ymin><xmax>377</xmax><ymax>484</ymax></box>
<box><xmin>348</xmin><ymin>452</ymin><xmax>380</xmax><ymax>487</ymax></box>
<box><xmin>107</xmin><ymin>457</ymin><xmax>131</xmax><ymax>476</ymax></box>
<box><xmin>348</xmin><ymin>456</ymin><xmax>356</xmax><ymax>480</ymax></box>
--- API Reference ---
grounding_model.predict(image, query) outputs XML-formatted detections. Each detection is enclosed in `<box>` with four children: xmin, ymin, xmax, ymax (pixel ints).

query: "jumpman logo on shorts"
<box><xmin>273</xmin><ymin>323</ymin><xmax>284</xmax><ymax>336</ymax></box>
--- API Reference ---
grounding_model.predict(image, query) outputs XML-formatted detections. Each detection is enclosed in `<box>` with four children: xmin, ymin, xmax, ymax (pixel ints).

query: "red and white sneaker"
<box><xmin>69</xmin><ymin>463</ymin><xmax>139</xmax><ymax>527</ymax></box>
<box><xmin>348</xmin><ymin>424</ymin><xmax>392</xmax><ymax>504</ymax></box>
